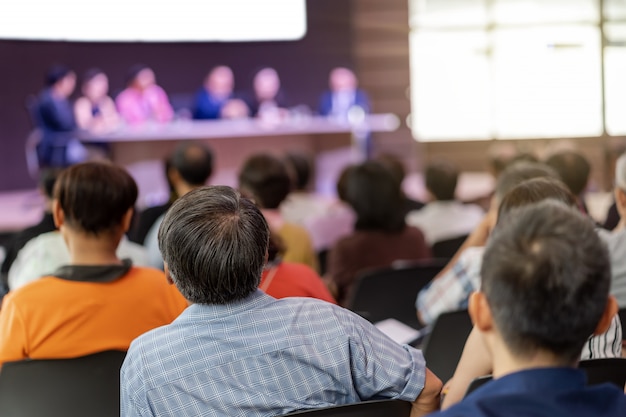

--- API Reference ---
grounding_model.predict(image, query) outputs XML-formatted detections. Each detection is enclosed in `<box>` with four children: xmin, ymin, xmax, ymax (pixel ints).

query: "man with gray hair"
<box><xmin>121</xmin><ymin>186</ymin><xmax>442</xmax><ymax>417</ymax></box>
<box><xmin>597</xmin><ymin>152</ymin><xmax>626</xmax><ymax>308</ymax></box>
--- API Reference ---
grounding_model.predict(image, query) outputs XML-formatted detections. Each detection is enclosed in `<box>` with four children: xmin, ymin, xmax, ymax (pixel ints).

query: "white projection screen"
<box><xmin>0</xmin><ymin>0</ymin><xmax>307</xmax><ymax>42</ymax></box>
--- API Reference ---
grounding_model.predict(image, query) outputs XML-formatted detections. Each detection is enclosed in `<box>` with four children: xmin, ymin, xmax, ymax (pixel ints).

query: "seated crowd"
<box><xmin>0</xmin><ymin>144</ymin><xmax>625</xmax><ymax>416</ymax></box>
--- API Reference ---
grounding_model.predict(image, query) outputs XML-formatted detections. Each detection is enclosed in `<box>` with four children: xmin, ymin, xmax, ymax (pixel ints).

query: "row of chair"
<box><xmin>1</xmin><ymin>349</ymin><xmax>624</xmax><ymax>417</ymax></box>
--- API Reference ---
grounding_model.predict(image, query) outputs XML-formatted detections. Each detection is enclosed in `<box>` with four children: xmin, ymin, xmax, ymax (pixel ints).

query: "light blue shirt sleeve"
<box><xmin>121</xmin><ymin>350</ymin><xmax>154</xmax><ymax>417</ymax></box>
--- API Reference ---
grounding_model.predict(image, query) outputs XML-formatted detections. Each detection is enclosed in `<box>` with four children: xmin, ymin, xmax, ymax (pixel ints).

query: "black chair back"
<box><xmin>421</xmin><ymin>309</ymin><xmax>473</xmax><ymax>383</ymax></box>
<box><xmin>579</xmin><ymin>358</ymin><xmax>626</xmax><ymax>388</ymax></box>
<box><xmin>0</xmin><ymin>350</ymin><xmax>127</xmax><ymax>417</ymax></box>
<box><xmin>346</xmin><ymin>259</ymin><xmax>447</xmax><ymax>330</ymax></box>
<box><xmin>431</xmin><ymin>235</ymin><xmax>468</xmax><ymax>259</ymax></box>
<box><xmin>284</xmin><ymin>399</ymin><xmax>412</xmax><ymax>417</ymax></box>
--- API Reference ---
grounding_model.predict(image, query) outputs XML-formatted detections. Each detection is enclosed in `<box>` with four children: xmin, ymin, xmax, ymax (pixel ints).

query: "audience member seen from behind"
<box><xmin>193</xmin><ymin>65</ymin><xmax>249</xmax><ymax>120</ymax></box>
<box><xmin>327</xmin><ymin>161</ymin><xmax>431</xmax><ymax>306</ymax></box>
<box><xmin>430</xmin><ymin>201</ymin><xmax>625</xmax><ymax>417</ymax></box>
<box><xmin>35</xmin><ymin>65</ymin><xmax>87</xmax><ymax>168</ymax></box>
<box><xmin>121</xmin><ymin>186</ymin><xmax>442</xmax><ymax>417</ymax></box>
<box><xmin>597</xmin><ymin>151</ymin><xmax>626</xmax><ymax>308</ymax></box>
<box><xmin>545</xmin><ymin>150</ymin><xmax>591</xmax><ymax>215</ymax></box>
<box><xmin>239</xmin><ymin>154</ymin><xmax>319</xmax><ymax>272</ymax></box>
<box><xmin>376</xmin><ymin>153</ymin><xmax>424</xmax><ymax>214</ymax></box>
<box><xmin>280</xmin><ymin>152</ymin><xmax>354</xmax><ymax>252</ymax></box>
<box><xmin>144</xmin><ymin>142</ymin><xmax>214</xmax><ymax>269</ymax></box>
<box><xmin>261</xmin><ymin>231</ymin><xmax>336</xmax><ymax>303</ymax></box>
<box><xmin>7</xmin><ymin>223</ymin><xmax>149</xmax><ymax>292</ymax></box>
<box><xmin>74</xmin><ymin>68</ymin><xmax>120</xmax><ymax>134</ymax></box>
<box><xmin>0</xmin><ymin>162</ymin><xmax>187</xmax><ymax>366</ymax></box>
<box><xmin>129</xmin><ymin>158</ymin><xmax>177</xmax><ymax>245</ymax></box>
<box><xmin>116</xmin><ymin>65</ymin><xmax>174</xmax><ymax>125</ymax></box>
<box><xmin>406</xmin><ymin>160</ymin><xmax>484</xmax><ymax>247</ymax></box>
<box><xmin>415</xmin><ymin>162</ymin><xmax>560</xmax><ymax>326</ymax></box>
<box><xmin>440</xmin><ymin>177</ymin><xmax>623</xmax><ymax>408</ymax></box>
<box><xmin>0</xmin><ymin>168</ymin><xmax>59</xmax><ymax>299</ymax></box>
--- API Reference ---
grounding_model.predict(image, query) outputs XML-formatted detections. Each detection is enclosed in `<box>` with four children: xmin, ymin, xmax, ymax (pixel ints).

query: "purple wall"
<box><xmin>0</xmin><ymin>0</ymin><xmax>353</xmax><ymax>191</ymax></box>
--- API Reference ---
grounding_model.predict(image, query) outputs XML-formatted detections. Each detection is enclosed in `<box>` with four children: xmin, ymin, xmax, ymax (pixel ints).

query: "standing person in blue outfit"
<box><xmin>192</xmin><ymin>65</ymin><xmax>249</xmax><ymax>120</ymax></box>
<box><xmin>319</xmin><ymin>67</ymin><xmax>371</xmax><ymax>158</ymax></box>
<box><xmin>429</xmin><ymin>201</ymin><xmax>626</xmax><ymax>417</ymax></box>
<box><xmin>121</xmin><ymin>185</ymin><xmax>442</xmax><ymax>417</ymax></box>
<box><xmin>34</xmin><ymin>65</ymin><xmax>87</xmax><ymax>168</ymax></box>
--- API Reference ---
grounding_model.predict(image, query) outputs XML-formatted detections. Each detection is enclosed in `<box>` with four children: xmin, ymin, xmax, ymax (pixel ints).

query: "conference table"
<box><xmin>80</xmin><ymin>113</ymin><xmax>400</xmax><ymax>206</ymax></box>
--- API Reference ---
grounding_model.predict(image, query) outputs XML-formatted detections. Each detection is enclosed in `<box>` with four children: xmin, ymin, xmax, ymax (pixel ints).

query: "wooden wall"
<box><xmin>348</xmin><ymin>0</ymin><xmax>625</xmax><ymax>191</ymax></box>
<box><xmin>350</xmin><ymin>0</ymin><xmax>422</xmax><ymax>172</ymax></box>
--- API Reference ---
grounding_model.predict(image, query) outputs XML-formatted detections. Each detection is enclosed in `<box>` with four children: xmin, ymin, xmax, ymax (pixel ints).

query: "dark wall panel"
<box><xmin>0</xmin><ymin>0</ymin><xmax>353</xmax><ymax>191</ymax></box>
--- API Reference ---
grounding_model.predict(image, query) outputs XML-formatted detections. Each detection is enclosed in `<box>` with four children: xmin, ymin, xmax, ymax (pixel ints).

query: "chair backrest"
<box><xmin>578</xmin><ymin>358</ymin><xmax>626</xmax><ymax>388</ymax></box>
<box><xmin>431</xmin><ymin>235</ymin><xmax>468</xmax><ymax>259</ymax></box>
<box><xmin>283</xmin><ymin>399</ymin><xmax>412</xmax><ymax>417</ymax></box>
<box><xmin>421</xmin><ymin>309</ymin><xmax>473</xmax><ymax>383</ymax></box>
<box><xmin>0</xmin><ymin>350</ymin><xmax>127</xmax><ymax>417</ymax></box>
<box><xmin>346</xmin><ymin>259</ymin><xmax>447</xmax><ymax>330</ymax></box>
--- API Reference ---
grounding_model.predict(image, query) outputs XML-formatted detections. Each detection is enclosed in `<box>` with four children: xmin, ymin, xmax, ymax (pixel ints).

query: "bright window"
<box><xmin>409</xmin><ymin>0</ymin><xmax>612</xmax><ymax>141</ymax></box>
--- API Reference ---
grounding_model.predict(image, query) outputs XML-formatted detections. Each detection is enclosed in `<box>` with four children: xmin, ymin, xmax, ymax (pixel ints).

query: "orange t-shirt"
<box><xmin>0</xmin><ymin>266</ymin><xmax>187</xmax><ymax>365</ymax></box>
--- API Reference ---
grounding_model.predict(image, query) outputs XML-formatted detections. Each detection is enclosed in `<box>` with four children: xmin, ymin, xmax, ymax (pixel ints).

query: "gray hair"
<box><xmin>158</xmin><ymin>186</ymin><xmax>270</xmax><ymax>304</ymax></box>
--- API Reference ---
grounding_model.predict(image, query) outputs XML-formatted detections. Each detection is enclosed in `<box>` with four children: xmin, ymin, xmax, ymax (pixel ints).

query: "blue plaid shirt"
<box><xmin>121</xmin><ymin>290</ymin><xmax>426</xmax><ymax>417</ymax></box>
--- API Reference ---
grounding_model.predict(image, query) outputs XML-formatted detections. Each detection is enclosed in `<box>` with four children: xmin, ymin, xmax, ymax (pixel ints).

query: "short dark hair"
<box><xmin>239</xmin><ymin>154</ymin><xmax>291</xmax><ymax>209</ymax></box>
<box><xmin>39</xmin><ymin>168</ymin><xmax>61</xmax><ymax>199</ymax></box>
<box><xmin>482</xmin><ymin>201</ymin><xmax>610</xmax><ymax>363</ymax></box>
<box><xmin>283</xmin><ymin>152</ymin><xmax>312</xmax><ymax>191</ymax></box>
<box><xmin>125</xmin><ymin>64</ymin><xmax>150</xmax><ymax>86</ymax></box>
<box><xmin>54</xmin><ymin>162</ymin><xmax>138</xmax><ymax>235</ymax></box>
<box><xmin>158</xmin><ymin>186</ymin><xmax>270</xmax><ymax>304</ymax></box>
<box><xmin>45</xmin><ymin>65</ymin><xmax>73</xmax><ymax>87</ymax></box>
<box><xmin>169</xmin><ymin>142</ymin><xmax>214</xmax><ymax>186</ymax></box>
<box><xmin>494</xmin><ymin>162</ymin><xmax>559</xmax><ymax>202</ymax></box>
<box><xmin>82</xmin><ymin>68</ymin><xmax>104</xmax><ymax>84</ymax></box>
<box><xmin>545</xmin><ymin>151</ymin><xmax>591</xmax><ymax>196</ymax></box>
<box><xmin>344</xmin><ymin>161</ymin><xmax>405</xmax><ymax>233</ymax></box>
<box><xmin>376</xmin><ymin>153</ymin><xmax>407</xmax><ymax>185</ymax></box>
<box><xmin>497</xmin><ymin>177</ymin><xmax>576</xmax><ymax>222</ymax></box>
<box><xmin>336</xmin><ymin>164</ymin><xmax>356</xmax><ymax>202</ymax></box>
<box><xmin>425</xmin><ymin>161</ymin><xmax>458</xmax><ymax>201</ymax></box>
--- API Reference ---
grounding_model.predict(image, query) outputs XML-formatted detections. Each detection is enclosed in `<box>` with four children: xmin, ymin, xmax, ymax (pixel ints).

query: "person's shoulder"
<box><xmin>125</xmin><ymin>316</ymin><xmax>175</xmax><ymax>354</ymax></box>
<box><xmin>278</xmin><ymin>262</ymin><xmax>318</xmax><ymax>276</ymax></box>
<box><xmin>4</xmin><ymin>274</ymin><xmax>65</xmax><ymax>304</ymax></box>
<box><xmin>268</xmin><ymin>293</ymin><xmax>344</xmax><ymax>317</ymax></box>
<box><xmin>125</xmin><ymin>266</ymin><xmax>166</xmax><ymax>281</ymax></box>
<box><xmin>15</xmin><ymin>231</ymin><xmax>64</xmax><ymax>261</ymax></box>
<box><xmin>115</xmin><ymin>88</ymin><xmax>134</xmax><ymax>103</ymax></box>
<box><xmin>280</xmin><ymin>222</ymin><xmax>312</xmax><ymax>241</ymax></box>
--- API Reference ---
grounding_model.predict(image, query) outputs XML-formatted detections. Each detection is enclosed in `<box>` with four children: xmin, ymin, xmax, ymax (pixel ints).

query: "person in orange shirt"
<box><xmin>0</xmin><ymin>162</ymin><xmax>187</xmax><ymax>365</ymax></box>
<box><xmin>260</xmin><ymin>233</ymin><xmax>335</xmax><ymax>303</ymax></box>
